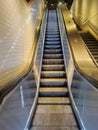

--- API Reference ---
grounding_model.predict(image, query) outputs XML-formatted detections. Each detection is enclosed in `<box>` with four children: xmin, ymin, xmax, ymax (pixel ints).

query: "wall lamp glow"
<box><xmin>59</xmin><ymin>2</ymin><xmax>62</xmax><ymax>5</ymax></box>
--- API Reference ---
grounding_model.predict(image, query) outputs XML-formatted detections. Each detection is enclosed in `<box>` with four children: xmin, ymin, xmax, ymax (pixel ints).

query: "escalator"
<box><xmin>80</xmin><ymin>32</ymin><xmax>98</xmax><ymax>64</ymax></box>
<box><xmin>30</xmin><ymin>9</ymin><xmax>79</xmax><ymax>130</ymax></box>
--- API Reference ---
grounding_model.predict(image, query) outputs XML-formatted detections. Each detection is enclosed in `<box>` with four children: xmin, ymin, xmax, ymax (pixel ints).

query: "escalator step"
<box><xmin>42</xmin><ymin>64</ymin><xmax>64</xmax><ymax>71</ymax></box>
<box><xmin>46</xmin><ymin>32</ymin><xmax>59</xmax><ymax>35</ymax></box>
<box><xmin>38</xmin><ymin>97</ymin><xmax>70</xmax><ymax>105</ymax></box>
<box><xmin>46</xmin><ymin>35</ymin><xmax>60</xmax><ymax>38</ymax></box>
<box><xmin>32</xmin><ymin>113</ymin><xmax>77</xmax><ymax>126</ymax></box>
<box><xmin>40</xmin><ymin>78</ymin><xmax>67</xmax><ymax>87</ymax></box>
<box><xmin>45</xmin><ymin>45</ymin><xmax>61</xmax><ymax>49</ymax></box>
<box><xmin>43</xmin><ymin>59</ymin><xmax>64</xmax><ymax>64</ymax></box>
<box><xmin>45</xmin><ymin>41</ymin><xmax>61</xmax><ymax>45</ymax></box>
<box><xmin>41</xmin><ymin>71</ymin><xmax>66</xmax><ymax>78</ymax></box>
<box><xmin>44</xmin><ymin>49</ymin><xmax>62</xmax><ymax>54</ymax></box>
<box><xmin>39</xmin><ymin>87</ymin><xmax>68</xmax><ymax>97</ymax></box>
<box><xmin>43</xmin><ymin>54</ymin><xmax>63</xmax><ymax>59</ymax></box>
<box><xmin>45</xmin><ymin>38</ymin><xmax>60</xmax><ymax>41</ymax></box>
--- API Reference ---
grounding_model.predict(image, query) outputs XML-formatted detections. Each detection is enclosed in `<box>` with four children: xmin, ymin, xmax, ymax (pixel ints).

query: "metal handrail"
<box><xmin>24</xmin><ymin>9</ymin><xmax>48</xmax><ymax>130</ymax></box>
<box><xmin>57</xmin><ymin>7</ymin><xmax>84</xmax><ymax>130</ymax></box>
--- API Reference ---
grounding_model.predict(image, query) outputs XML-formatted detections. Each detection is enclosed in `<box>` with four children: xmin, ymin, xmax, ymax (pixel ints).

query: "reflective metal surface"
<box><xmin>61</xmin><ymin>5</ymin><xmax>98</xmax><ymax>86</ymax></box>
<box><xmin>24</xmin><ymin>10</ymin><xmax>48</xmax><ymax>130</ymax></box>
<box><xmin>0</xmin><ymin>72</ymin><xmax>36</xmax><ymax>130</ymax></box>
<box><xmin>72</xmin><ymin>70</ymin><xmax>98</xmax><ymax>130</ymax></box>
<box><xmin>58</xmin><ymin>5</ymin><xmax>98</xmax><ymax>130</ymax></box>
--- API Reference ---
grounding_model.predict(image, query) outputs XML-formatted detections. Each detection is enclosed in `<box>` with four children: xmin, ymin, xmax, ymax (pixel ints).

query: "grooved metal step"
<box><xmin>46</xmin><ymin>35</ymin><xmax>60</xmax><ymax>38</ymax></box>
<box><xmin>46</xmin><ymin>32</ymin><xmax>59</xmax><ymax>35</ymax></box>
<box><xmin>38</xmin><ymin>97</ymin><xmax>70</xmax><ymax>105</ymax></box>
<box><xmin>89</xmin><ymin>49</ymin><xmax>98</xmax><ymax>52</ymax></box>
<box><xmin>43</xmin><ymin>59</ymin><xmax>64</xmax><ymax>64</ymax></box>
<box><xmin>46</xmin><ymin>29</ymin><xmax>59</xmax><ymax>32</ymax></box>
<box><xmin>41</xmin><ymin>71</ymin><xmax>66</xmax><ymax>78</ymax></box>
<box><xmin>40</xmin><ymin>78</ymin><xmax>67</xmax><ymax>87</ymax></box>
<box><xmin>42</xmin><ymin>64</ymin><xmax>64</xmax><ymax>71</ymax></box>
<box><xmin>45</xmin><ymin>45</ymin><xmax>61</xmax><ymax>49</ymax></box>
<box><xmin>44</xmin><ymin>49</ymin><xmax>62</xmax><ymax>54</ymax></box>
<box><xmin>39</xmin><ymin>87</ymin><xmax>68</xmax><ymax>97</ymax></box>
<box><xmin>45</xmin><ymin>41</ymin><xmax>60</xmax><ymax>44</ymax></box>
<box><xmin>43</xmin><ymin>54</ymin><xmax>63</xmax><ymax>59</ymax></box>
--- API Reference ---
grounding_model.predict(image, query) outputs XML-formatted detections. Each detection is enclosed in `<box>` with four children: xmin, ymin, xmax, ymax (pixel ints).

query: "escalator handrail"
<box><xmin>57</xmin><ymin>8</ymin><xmax>84</xmax><ymax>130</ymax></box>
<box><xmin>24</xmin><ymin>9</ymin><xmax>48</xmax><ymax>130</ymax></box>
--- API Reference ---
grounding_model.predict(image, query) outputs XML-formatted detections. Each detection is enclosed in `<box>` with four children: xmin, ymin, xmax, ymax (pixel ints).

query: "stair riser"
<box><xmin>40</xmin><ymin>81</ymin><xmax>67</xmax><ymax>87</ymax></box>
<box><xmin>45</xmin><ymin>39</ymin><xmax>60</xmax><ymax>42</ymax></box>
<box><xmin>41</xmin><ymin>73</ymin><xmax>66</xmax><ymax>78</ymax></box>
<box><xmin>46</xmin><ymin>32</ymin><xmax>59</xmax><ymax>35</ymax></box>
<box><xmin>45</xmin><ymin>46</ymin><xmax>61</xmax><ymax>49</ymax></box>
<box><xmin>39</xmin><ymin>92</ymin><xmax>68</xmax><ymax>97</ymax></box>
<box><xmin>46</xmin><ymin>36</ymin><xmax>60</xmax><ymax>38</ymax></box>
<box><xmin>43</xmin><ymin>55</ymin><xmax>63</xmax><ymax>59</ymax></box>
<box><xmin>43</xmin><ymin>60</ymin><xmax>64</xmax><ymax>64</ymax></box>
<box><xmin>45</xmin><ymin>42</ymin><xmax>60</xmax><ymax>44</ymax></box>
<box><xmin>42</xmin><ymin>66</ymin><xmax>64</xmax><ymax>71</ymax></box>
<box><xmin>44</xmin><ymin>49</ymin><xmax>62</xmax><ymax>54</ymax></box>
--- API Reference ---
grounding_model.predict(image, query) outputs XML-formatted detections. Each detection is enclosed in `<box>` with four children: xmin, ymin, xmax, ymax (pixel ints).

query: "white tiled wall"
<box><xmin>0</xmin><ymin>0</ymin><xmax>43</xmax><ymax>89</ymax></box>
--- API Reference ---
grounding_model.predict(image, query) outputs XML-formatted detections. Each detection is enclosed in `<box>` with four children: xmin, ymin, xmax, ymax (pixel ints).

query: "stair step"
<box><xmin>43</xmin><ymin>54</ymin><xmax>63</xmax><ymax>59</ymax></box>
<box><xmin>41</xmin><ymin>71</ymin><xmax>66</xmax><ymax>78</ymax></box>
<box><xmin>47</xmin><ymin>24</ymin><xmax>58</xmax><ymax>26</ymax></box>
<box><xmin>44</xmin><ymin>49</ymin><xmax>62</xmax><ymax>54</ymax></box>
<box><xmin>46</xmin><ymin>37</ymin><xmax>60</xmax><ymax>40</ymax></box>
<box><xmin>47</xmin><ymin>28</ymin><xmax>58</xmax><ymax>30</ymax></box>
<box><xmin>39</xmin><ymin>87</ymin><xmax>68</xmax><ymax>97</ymax></box>
<box><xmin>42</xmin><ymin>64</ymin><xmax>65</xmax><ymax>71</ymax></box>
<box><xmin>46</xmin><ymin>35</ymin><xmax>60</xmax><ymax>38</ymax></box>
<box><xmin>46</xmin><ymin>32</ymin><xmax>59</xmax><ymax>35</ymax></box>
<box><xmin>45</xmin><ymin>45</ymin><xmax>61</xmax><ymax>49</ymax></box>
<box><xmin>45</xmin><ymin>43</ymin><xmax>60</xmax><ymax>46</ymax></box>
<box><xmin>40</xmin><ymin>78</ymin><xmax>67</xmax><ymax>87</ymax></box>
<box><xmin>43</xmin><ymin>59</ymin><xmax>64</xmax><ymax>64</ymax></box>
<box><xmin>87</xmin><ymin>46</ymin><xmax>98</xmax><ymax>49</ymax></box>
<box><xmin>46</xmin><ymin>28</ymin><xmax>59</xmax><ymax>32</ymax></box>
<box><xmin>89</xmin><ymin>49</ymin><xmax>98</xmax><ymax>52</ymax></box>
<box><xmin>38</xmin><ymin>97</ymin><xmax>70</xmax><ymax>104</ymax></box>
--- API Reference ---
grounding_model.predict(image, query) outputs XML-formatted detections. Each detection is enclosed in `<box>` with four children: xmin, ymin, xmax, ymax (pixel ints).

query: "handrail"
<box><xmin>60</xmin><ymin>5</ymin><xmax>98</xmax><ymax>88</ymax></box>
<box><xmin>24</xmin><ymin>9</ymin><xmax>48</xmax><ymax>130</ymax></box>
<box><xmin>57</xmin><ymin>7</ymin><xmax>83</xmax><ymax>129</ymax></box>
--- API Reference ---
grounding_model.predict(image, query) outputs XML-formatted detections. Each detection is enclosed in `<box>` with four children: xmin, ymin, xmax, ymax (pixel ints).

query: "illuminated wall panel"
<box><xmin>0</xmin><ymin>0</ymin><xmax>43</xmax><ymax>89</ymax></box>
<box><xmin>71</xmin><ymin>0</ymin><xmax>98</xmax><ymax>31</ymax></box>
